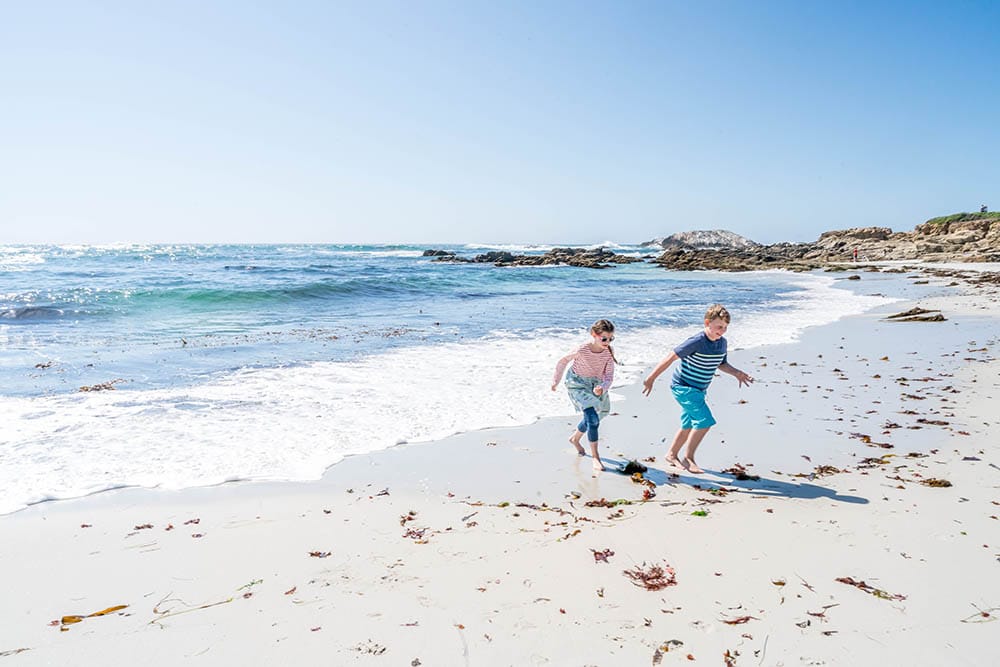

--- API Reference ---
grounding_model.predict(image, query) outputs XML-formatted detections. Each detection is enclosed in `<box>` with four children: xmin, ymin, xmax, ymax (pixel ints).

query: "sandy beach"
<box><xmin>2</xmin><ymin>267</ymin><xmax>999</xmax><ymax>666</ymax></box>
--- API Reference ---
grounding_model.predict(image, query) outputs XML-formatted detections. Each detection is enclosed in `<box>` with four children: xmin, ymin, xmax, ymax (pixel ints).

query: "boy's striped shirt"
<box><xmin>671</xmin><ymin>332</ymin><xmax>727</xmax><ymax>391</ymax></box>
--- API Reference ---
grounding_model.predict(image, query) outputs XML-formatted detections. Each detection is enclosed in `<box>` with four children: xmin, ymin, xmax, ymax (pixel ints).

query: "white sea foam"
<box><xmin>313</xmin><ymin>250</ymin><xmax>428</xmax><ymax>258</ymax></box>
<box><xmin>331</xmin><ymin>249</ymin><xmax>427</xmax><ymax>258</ymax></box>
<box><xmin>0</xmin><ymin>272</ymin><xmax>894</xmax><ymax>514</ymax></box>
<box><xmin>55</xmin><ymin>243</ymin><xmax>162</xmax><ymax>255</ymax></box>
<box><xmin>0</xmin><ymin>250</ymin><xmax>46</xmax><ymax>271</ymax></box>
<box><xmin>462</xmin><ymin>242</ymin><xmax>650</xmax><ymax>254</ymax></box>
<box><xmin>462</xmin><ymin>242</ymin><xmax>557</xmax><ymax>253</ymax></box>
<box><xmin>582</xmin><ymin>241</ymin><xmax>650</xmax><ymax>252</ymax></box>
<box><xmin>306</xmin><ymin>247</ymin><xmax>427</xmax><ymax>259</ymax></box>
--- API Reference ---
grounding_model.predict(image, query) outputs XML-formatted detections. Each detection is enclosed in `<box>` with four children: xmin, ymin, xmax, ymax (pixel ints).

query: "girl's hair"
<box><xmin>590</xmin><ymin>319</ymin><xmax>620</xmax><ymax>365</ymax></box>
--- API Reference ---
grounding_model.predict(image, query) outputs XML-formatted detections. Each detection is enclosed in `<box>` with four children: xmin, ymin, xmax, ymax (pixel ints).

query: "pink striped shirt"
<box><xmin>553</xmin><ymin>344</ymin><xmax>615</xmax><ymax>391</ymax></box>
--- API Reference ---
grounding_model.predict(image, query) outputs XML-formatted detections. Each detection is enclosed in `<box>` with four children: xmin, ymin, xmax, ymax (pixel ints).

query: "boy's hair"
<box><xmin>704</xmin><ymin>304</ymin><xmax>730</xmax><ymax>323</ymax></box>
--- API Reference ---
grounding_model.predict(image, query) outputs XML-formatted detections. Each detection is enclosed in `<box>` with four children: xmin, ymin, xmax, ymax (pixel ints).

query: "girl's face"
<box><xmin>591</xmin><ymin>330</ymin><xmax>615</xmax><ymax>347</ymax></box>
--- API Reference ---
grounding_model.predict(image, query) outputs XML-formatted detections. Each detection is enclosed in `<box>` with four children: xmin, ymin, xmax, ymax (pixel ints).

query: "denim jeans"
<box><xmin>577</xmin><ymin>407</ymin><xmax>600</xmax><ymax>443</ymax></box>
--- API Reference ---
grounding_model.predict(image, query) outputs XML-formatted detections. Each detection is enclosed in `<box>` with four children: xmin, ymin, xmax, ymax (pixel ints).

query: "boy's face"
<box><xmin>704</xmin><ymin>317</ymin><xmax>728</xmax><ymax>341</ymax></box>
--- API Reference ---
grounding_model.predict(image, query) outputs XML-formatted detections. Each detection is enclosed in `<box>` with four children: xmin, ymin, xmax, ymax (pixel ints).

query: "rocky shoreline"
<box><xmin>650</xmin><ymin>213</ymin><xmax>1000</xmax><ymax>271</ymax></box>
<box><xmin>425</xmin><ymin>211</ymin><xmax>1000</xmax><ymax>272</ymax></box>
<box><xmin>423</xmin><ymin>246</ymin><xmax>646</xmax><ymax>269</ymax></box>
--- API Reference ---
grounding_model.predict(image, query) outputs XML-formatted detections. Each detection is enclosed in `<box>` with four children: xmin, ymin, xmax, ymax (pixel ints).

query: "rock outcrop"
<box><xmin>805</xmin><ymin>216</ymin><xmax>1000</xmax><ymax>263</ymax></box>
<box><xmin>428</xmin><ymin>247</ymin><xmax>645</xmax><ymax>269</ymax></box>
<box><xmin>651</xmin><ymin>212</ymin><xmax>1000</xmax><ymax>271</ymax></box>
<box><xmin>642</xmin><ymin>229</ymin><xmax>759</xmax><ymax>251</ymax></box>
<box><xmin>651</xmin><ymin>245</ymin><xmax>818</xmax><ymax>272</ymax></box>
<box><xmin>425</xmin><ymin>212</ymin><xmax>999</xmax><ymax>273</ymax></box>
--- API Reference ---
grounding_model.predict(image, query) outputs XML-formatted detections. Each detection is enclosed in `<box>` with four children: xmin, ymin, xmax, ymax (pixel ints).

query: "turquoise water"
<box><xmin>1</xmin><ymin>243</ymin><xmax>800</xmax><ymax>396</ymax></box>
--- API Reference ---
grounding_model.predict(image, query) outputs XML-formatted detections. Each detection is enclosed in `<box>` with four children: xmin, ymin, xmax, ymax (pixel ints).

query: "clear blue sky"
<box><xmin>2</xmin><ymin>1</ymin><xmax>998</xmax><ymax>245</ymax></box>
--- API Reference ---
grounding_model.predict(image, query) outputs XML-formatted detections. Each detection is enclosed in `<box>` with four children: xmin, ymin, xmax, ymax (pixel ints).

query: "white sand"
<box><xmin>2</xmin><ymin>269</ymin><xmax>999</xmax><ymax>665</ymax></box>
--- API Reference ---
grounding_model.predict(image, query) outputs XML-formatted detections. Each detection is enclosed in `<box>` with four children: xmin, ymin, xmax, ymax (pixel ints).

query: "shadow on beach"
<box><xmin>608</xmin><ymin>461</ymin><xmax>869</xmax><ymax>504</ymax></box>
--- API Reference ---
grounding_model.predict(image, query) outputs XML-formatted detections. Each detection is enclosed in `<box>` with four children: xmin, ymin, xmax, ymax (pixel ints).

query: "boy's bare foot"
<box><xmin>592</xmin><ymin>458</ymin><xmax>606</xmax><ymax>472</ymax></box>
<box><xmin>568</xmin><ymin>433</ymin><xmax>586</xmax><ymax>456</ymax></box>
<box><xmin>684</xmin><ymin>457</ymin><xmax>704</xmax><ymax>474</ymax></box>
<box><xmin>665</xmin><ymin>454</ymin><xmax>683</xmax><ymax>468</ymax></box>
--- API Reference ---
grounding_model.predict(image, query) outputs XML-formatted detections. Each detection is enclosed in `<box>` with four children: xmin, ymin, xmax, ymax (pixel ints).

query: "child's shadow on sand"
<box><xmin>613</xmin><ymin>462</ymin><xmax>868</xmax><ymax>504</ymax></box>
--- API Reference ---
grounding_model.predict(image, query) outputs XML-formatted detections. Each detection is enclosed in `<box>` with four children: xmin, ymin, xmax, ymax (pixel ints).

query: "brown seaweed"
<box><xmin>623</xmin><ymin>562</ymin><xmax>677</xmax><ymax>590</ymax></box>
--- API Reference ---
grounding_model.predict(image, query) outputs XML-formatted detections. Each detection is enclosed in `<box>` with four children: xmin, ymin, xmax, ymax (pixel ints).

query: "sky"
<box><xmin>2</xmin><ymin>1</ymin><xmax>998</xmax><ymax>245</ymax></box>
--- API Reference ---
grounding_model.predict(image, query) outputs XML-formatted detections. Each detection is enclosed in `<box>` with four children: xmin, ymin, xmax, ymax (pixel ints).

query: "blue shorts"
<box><xmin>671</xmin><ymin>385</ymin><xmax>716</xmax><ymax>430</ymax></box>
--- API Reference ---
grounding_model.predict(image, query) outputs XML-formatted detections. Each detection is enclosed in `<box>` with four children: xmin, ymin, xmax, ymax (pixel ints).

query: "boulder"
<box><xmin>642</xmin><ymin>229</ymin><xmax>759</xmax><ymax>250</ymax></box>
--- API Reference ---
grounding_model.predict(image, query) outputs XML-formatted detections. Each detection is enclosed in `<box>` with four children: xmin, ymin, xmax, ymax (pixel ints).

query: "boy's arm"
<box><xmin>718</xmin><ymin>361</ymin><xmax>754</xmax><ymax>388</ymax></box>
<box><xmin>642</xmin><ymin>351</ymin><xmax>679</xmax><ymax>396</ymax></box>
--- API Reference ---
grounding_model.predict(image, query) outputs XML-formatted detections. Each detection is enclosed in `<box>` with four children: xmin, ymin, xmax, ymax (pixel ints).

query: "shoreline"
<box><xmin>3</xmin><ymin>266</ymin><xmax>999</xmax><ymax>665</ymax></box>
<box><xmin>2</xmin><ymin>266</ymin><xmax>888</xmax><ymax>516</ymax></box>
<box><xmin>8</xmin><ymin>262</ymin><xmax>980</xmax><ymax>515</ymax></box>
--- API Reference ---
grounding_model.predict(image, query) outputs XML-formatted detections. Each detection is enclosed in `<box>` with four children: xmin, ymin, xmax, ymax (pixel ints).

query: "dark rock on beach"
<box><xmin>650</xmin><ymin>246</ymin><xmax>823</xmax><ymax>272</ymax></box>
<box><xmin>432</xmin><ymin>247</ymin><xmax>644</xmax><ymax>269</ymax></box>
<box><xmin>886</xmin><ymin>307</ymin><xmax>947</xmax><ymax>322</ymax></box>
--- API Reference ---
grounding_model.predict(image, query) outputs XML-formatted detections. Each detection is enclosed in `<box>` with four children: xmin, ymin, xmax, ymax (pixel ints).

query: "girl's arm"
<box><xmin>719</xmin><ymin>361</ymin><xmax>754</xmax><ymax>388</ymax></box>
<box><xmin>642</xmin><ymin>351</ymin><xmax>679</xmax><ymax>396</ymax></box>
<box><xmin>551</xmin><ymin>351</ymin><xmax>577</xmax><ymax>390</ymax></box>
<box><xmin>598</xmin><ymin>357</ymin><xmax>615</xmax><ymax>393</ymax></box>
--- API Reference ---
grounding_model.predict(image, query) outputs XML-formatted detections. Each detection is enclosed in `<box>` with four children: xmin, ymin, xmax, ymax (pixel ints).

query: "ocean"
<box><xmin>0</xmin><ymin>243</ymin><xmax>888</xmax><ymax>513</ymax></box>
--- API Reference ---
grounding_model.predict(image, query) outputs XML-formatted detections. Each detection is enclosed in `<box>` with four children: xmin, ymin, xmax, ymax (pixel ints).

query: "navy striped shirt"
<box><xmin>670</xmin><ymin>332</ymin><xmax>727</xmax><ymax>391</ymax></box>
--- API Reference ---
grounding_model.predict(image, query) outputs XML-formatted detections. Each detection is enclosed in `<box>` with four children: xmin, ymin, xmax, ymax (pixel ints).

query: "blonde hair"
<box><xmin>590</xmin><ymin>319</ymin><xmax>620</xmax><ymax>365</ymax></box>
<box><xmin>704</xmin><ymin>304</ymin><xmax>730</xmax><ymax>324</ymax></box>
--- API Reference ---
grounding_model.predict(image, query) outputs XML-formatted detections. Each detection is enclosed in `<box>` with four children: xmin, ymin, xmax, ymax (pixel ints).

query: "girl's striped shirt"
<box><xmin>553</xmin><ymin>344</ymin><xmax>615</xmax><ymax>391</ymax></box>
<box><xmin>671</xmin><ymin>332</ymin><xmax>727</xmax><ymax>391</ymax></box>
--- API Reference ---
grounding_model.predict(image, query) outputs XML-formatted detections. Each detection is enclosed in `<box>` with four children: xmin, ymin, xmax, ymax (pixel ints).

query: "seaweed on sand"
<box><xmin>835</xmin><ymin>576</ymin><xmax>906</xmax><ymax>601</ymax></box>
<box><xmin>623</xmin><ymin>562</ymin><xmax>677</xmax><ymax>590</ymax></box>
<box><xmin>621</xmin><ymin>459</ymin><xmax>648</xmax><ymax>474</ymax></box>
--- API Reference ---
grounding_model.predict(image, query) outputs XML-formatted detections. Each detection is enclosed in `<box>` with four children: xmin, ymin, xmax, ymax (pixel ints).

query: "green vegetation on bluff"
<box><xmin>924</xmin><ymin>211</ymin><xmax>998</xmax><ymax>226</ymax></box>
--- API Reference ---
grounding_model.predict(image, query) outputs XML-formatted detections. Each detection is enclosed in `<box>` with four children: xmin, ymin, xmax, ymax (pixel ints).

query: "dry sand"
<box><xmin>2</xmin><ymin>267</ymin><xmax>999</xmax><ymax>666</ymax></box>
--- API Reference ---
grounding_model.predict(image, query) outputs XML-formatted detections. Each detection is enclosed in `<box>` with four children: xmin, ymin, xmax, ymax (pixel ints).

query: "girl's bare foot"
<box><xmin>592</xmin><ymin>458</ymin><xmax>606</xmax><ymax>472</ymax></box>
<box><xmin>665</xmin><ymin>454</ymin><xmax>683</xmax><ymax>468</ymax></box>
<box><xmin>684</xmin><ymin>457</ymin><xmax>704</xmax><ymax>474</ymax></box>
<box><xmin>568</xmin><ymin>432</ymin><xmax>586</xmax><ymax>456</ymax></box>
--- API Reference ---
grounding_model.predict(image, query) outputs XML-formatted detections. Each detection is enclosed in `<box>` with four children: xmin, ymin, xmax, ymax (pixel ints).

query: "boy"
<box><xmin>642</xmin><ymin>304</ymin><xmax>753</xmax><ymax>473</ymax></box>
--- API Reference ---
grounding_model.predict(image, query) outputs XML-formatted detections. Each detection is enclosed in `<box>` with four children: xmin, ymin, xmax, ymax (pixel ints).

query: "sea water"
<box><xmin>0</xmin><ymin>243</ymin><xmax>888</xmax><ymax>513</ymax></box>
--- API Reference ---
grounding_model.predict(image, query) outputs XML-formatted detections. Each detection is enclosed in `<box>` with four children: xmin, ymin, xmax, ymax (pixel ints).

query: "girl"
<box><xmin>551</xmin><ymin>319</ymin><xmax>618</xmax><ymax>471</ymax></box>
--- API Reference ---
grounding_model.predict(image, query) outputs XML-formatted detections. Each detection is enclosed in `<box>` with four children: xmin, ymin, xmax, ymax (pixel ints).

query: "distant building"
<box><xmin>981</xmin><ymin>204</ymin><xmax>988</xmax><ymax>213</ymax></box>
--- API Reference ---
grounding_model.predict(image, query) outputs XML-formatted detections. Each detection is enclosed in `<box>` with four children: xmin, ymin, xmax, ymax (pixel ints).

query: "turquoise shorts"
<box><xmin>671</xmin><ymin>385</ymin><xmax>716</xmax><ymax>429</ymax></box>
